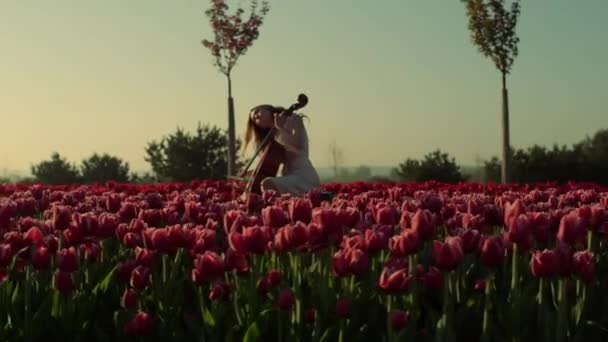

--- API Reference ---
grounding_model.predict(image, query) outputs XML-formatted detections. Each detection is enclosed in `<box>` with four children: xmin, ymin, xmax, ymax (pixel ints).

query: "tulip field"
<box><xmin>1</xmin><ymin>180</ymin><xmax>608</xmax><ymax>341</ymax></box>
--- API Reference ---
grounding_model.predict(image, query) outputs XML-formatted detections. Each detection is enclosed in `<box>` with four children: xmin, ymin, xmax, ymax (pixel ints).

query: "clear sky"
<box><xmin>1</xmin><ymin>0</ymin><xmax>606</xmax><ymax>175</ymax></box>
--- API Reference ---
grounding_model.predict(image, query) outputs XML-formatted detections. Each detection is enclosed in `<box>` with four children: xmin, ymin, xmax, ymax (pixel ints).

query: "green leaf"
<box><xmin>92</xmin><ymin>266</ymin><xmax>117</xmax><ymax>295</ymax></box>
<box><xmin>242</xmin><ymin>321</ymin><xmax>260</xmax><ymax>342</ymax></box>
<box><xmin>32</xmin><ymin>293</ymin><xmax>53</xmax><ymax>337</ymax></box>
<box><xmin>10</xmin><ymin>283</ymin><xmax>19</xmax><ymax>306</ymax></box>
<box><xmin>203</xmin><ymin>307</ymin><xmax>216</xmax><ymax>327</ymax></box>
<box><xmin>319</xmin><ymin>327</ymin><xmax>334</xmax><ymax>342</ymax></box>
<box><xmin>51</xmin><ymin>290</ymin><xmax>61</xmax><ymax>318</ymax></box>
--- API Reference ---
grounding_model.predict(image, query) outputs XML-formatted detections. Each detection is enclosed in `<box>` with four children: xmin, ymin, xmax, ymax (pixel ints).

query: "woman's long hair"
<box><xmin>241</xmin><ymin>104</ymin><xmax>310</xmax><ymax>154</ymax></box>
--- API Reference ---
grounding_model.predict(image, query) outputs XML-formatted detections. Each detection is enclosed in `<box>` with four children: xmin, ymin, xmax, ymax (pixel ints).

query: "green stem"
<box><xmin>387</xmin><ymin>295</ymin><xmax>393</xmax><ymax>341</ymax></box>
<box><xmin>537</xmin><ymin>278</ymin><xmax>548</xmax><ymax>342</ymax></box>
<box><xmin>511</xmin><ymin>243</ymin><xmax>518</xmax><ymax>291</ymax></box>
<box><xmin>443</xmin><ymin>272</ymin><xmax>454</xmax><ymax>342</ymax></box>
<box><xmin>279</xmin><ymin>310</ymin><xmax>284</xmax><ymax>342</ymax></box>
<box><xmin>576</xmin><ymin>284</ymin><xmax>587</xmax><ymax>325</ymax></box>
<box><xmin>482</xmin><ymin>274</ymin><xmax>492</xmax><ymax>342</ymax></box>
<box><xmin>25</xmin><ymin>265</ymin><xmax>32</xmax><ymax>342</ymax></box>
<box><xmin>198</xmin><ymin>287</ymin><xmax>207</xmax><ymax>341</ymax></box>
<box><xmin>557</xmin><ymin>279</ymin><xmax>568</xmax><ymax>342</ymax></box>
<box><xmin>510</xmin><ymin>243</ymin><xmax>519</xmax><ymax>340</ymax></box>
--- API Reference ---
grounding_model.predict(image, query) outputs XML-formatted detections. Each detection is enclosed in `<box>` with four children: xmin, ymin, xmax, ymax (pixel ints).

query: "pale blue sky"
<box><xmin>1</xmin><ymin>0</ymin><xmax>606</xmax><ymax>174</ymax></box>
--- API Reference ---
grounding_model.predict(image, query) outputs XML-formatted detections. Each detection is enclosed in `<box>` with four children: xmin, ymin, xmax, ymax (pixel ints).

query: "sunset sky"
<box><xmin>1</xmin><ymin>0</ymin><xmax>606</xmax><ymax>175</ymax></box>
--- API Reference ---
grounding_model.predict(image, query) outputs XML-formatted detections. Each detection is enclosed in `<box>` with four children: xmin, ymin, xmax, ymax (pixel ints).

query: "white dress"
<box><xmin>268</xmin><ymin>114</ymin><xmax>321</xmax><ymax>196</ymax></box>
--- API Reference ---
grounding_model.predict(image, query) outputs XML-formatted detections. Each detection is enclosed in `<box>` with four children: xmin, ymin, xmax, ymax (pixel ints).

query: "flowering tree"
<box><xmin>462</xmin><ymin>0</ymin><xmax>521</xmax><ymax>184</ymax></box>
<box><xmin>201</xmin><ymin>0</ymin><xmax>270</xmax><ymax>178</ymax></box>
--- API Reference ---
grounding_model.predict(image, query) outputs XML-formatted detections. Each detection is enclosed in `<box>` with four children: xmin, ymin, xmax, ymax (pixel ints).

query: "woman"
<box><xmin>241</xmin><ymin>104</ymin><xmax>321</xmax><ymax>197</ymax></box>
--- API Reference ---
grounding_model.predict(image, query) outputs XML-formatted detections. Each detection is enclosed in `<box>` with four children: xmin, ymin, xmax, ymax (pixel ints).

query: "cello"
<box><xmin>232</xmin><ymin>93</ymin><xmax>309</xmax><ymax>196</ymax></box>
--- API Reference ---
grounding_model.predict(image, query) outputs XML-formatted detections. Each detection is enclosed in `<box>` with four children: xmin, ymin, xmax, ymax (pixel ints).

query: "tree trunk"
<box><xmin>227</xmin><ymin>74</ymin><xmax>236</xmax><ymax>178</ymax></box>
<box><xmin>501</xmin><ymin>72</ymin><xmax>511</xmax><ymax>184</ymax></box>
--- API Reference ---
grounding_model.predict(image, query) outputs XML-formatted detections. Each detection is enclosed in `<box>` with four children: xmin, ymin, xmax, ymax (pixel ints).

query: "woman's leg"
<box><xmin>261</xmin><ymin>177</ymin><xmax>279</xmax><ymax>192</ymax></box>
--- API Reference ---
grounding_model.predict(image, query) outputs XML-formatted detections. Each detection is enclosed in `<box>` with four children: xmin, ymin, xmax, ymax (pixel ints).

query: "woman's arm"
<box><xmin>274</xmin><ymin>115</ymin><xmax>306</xmax><ymax>153</ymax></box>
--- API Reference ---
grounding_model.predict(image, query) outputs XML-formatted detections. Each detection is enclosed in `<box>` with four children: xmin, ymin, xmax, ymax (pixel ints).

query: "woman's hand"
<box><xmin>274</xmin><ymin>113</ymin><xmax>288</xmax><ymax>130</ymax></box>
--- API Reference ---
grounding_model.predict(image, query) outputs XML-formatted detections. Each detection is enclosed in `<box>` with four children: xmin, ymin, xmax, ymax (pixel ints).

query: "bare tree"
<box><xmin>462</xmin><ymin>0</ymin><xmax>521</xmax><ymax>183</ymax></box>
<box><xmin>328</xmin><ymin>140</ymin><xmax>344</xmax><ymax>178</ymax></box>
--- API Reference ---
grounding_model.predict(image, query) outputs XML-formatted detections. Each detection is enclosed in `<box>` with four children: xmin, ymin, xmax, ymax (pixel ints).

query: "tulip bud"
<box><xmin>390</xmin><ymin>310</ymin><xmax>409</xmax><ymax>331</ymax></box>
<box><xmin>277</xmin><ymin>289</ymin><xmax>295</xmax><ymax>311</ymax></box>
<box><xmin>53</xmin><ymin>270</ymin><xmax>74</xmax><ymax>295</ymax></box>
<box><xmin>121</xmin><ymin>289</ymin><xmax>137</xmax><ymax>310</ymax></box>
<box><xmin>336</xmin><ymin>298</ymin><xmax>350</xmax><ymax>318</ymax></box>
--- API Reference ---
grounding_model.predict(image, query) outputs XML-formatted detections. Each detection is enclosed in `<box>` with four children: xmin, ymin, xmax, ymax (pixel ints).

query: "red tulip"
<box><xmin>274</xmin><ymin>223</ymin><xmax>308</xmax><ymax>252</ymax></box>
<box><xmin>23</xmin><ymin>227</ymin><xmax>45</xmax><ymax>247</ymax></box>
<box><xmin>389</xmin><ymin>230</ymin><xmax>419</xmax><ymax>257</ymax></box>
<box><xmin>573</xmin><ymin>251</ymin><xmax>595</xmax><ymax>283</ymax></box>
<box><xmin>224</xmin><ymin>249</ymin><xmax>249</xmax><ymax>275</ymax></box>
<box><xmin>277</xmin><ymin>288</ymin><xmax>295</xmax><ymax>311</ymax></box>
<box><xmin>56</xmin><ymin>247</ymin><xmax>78</xmax><ymax>273</ymax></box>
<box><xmin>97</xmin><ymin>213</ymin><xmax>119</xmax><ymax>238</ymax></box>
<box><xmin>379</xmin><ymin>267</ymin><xmax>411</xmax><ymax>294</ymax></box>
<box><xmin>121</xmin><ymin>289</ymin><xmax>137</xmax><ymax>310</ymax></box>
<box><xmin>474</xmin><ymin>279</ymin><xmax>486</xmax><ymax>293</ymax></box>
<box><xmin>557</xmin><ymin>212</ymin><xmax>586</xmax><ymax>245</ymax></box>
<box><xmin>223</xmin><ymin>209</ymin><xmax>245</xmax><ymax>235</ymax></box>
<box><xmin>130</xmin><ymin>265</ymin><xmax>151</xmax><ymax>289</ymax></box>
<box><xmin>168</xmin><ymin>225</ymin><xmax>189</xmax><ymax>249</ymax></box>
<box><xmin>341</xmin><ymin>234</ymin><xmax>364</xmax><ymax>250</ymax></box>
<box><xmin>460</xmin><ymin>229</ymin><xmax>481</xmax><ymax>254</ymax></box>
<box><xmin>3</xmin><ymin>232</ymin><xmax>23</xmax><ymax>250</ymax></box>
<box><xmin>73</xmin><ymin>212</ymin><xmax>99</xmax><ymax>237</ymax></box>
<box><xmin>262</xmin><ymin>205</ymin><xmax>290</xmax><ymax>229</ymax></box>
<box><xmin>128</xmin><ymin>219</ymin><xmax>147</xmax><ymax>234</ymax></box>
<box><xmin>209</xmin><ymin>280</ymin><xmax>231</xmax><ymax>301</ymax></box>
<box><xmin>31</xmin><ymin>246</ymin><xmax>51</xmax><ymax>270</ymax></box>
<box><xmin>124</xmin><ymin>312</ymin><xmax>154</xmax><ymax>336</ymax></box>
<box><xmin>105</xmin><ymin>193</ymin><xmax>122</xmax><ymax>213</ymax></box>
<box><xmin>81</xmin><ymin>242</ymin><xmax>100</xmax><ymax>263</ymax></box>
<box><xmin>289</xmin><ymin>198</ymin><xmax>313</xmax><ymax>224</ymax></box>
<box><xmin>505</xmin><ymin>214</ymin><xmax>532</xmax><ymax>245</ymax></box>
<box><xmin>0</xmin><ymin>244</ymin><xmax>14</xmax><ymax>267</ymax></box>
<box><xmin>53</xmin><ymin>270</ymin><xmax>74</xmax><ymax>295</ymax></box>
<box><xmin>51</xmin><ymin>205</ymin><xmax>72</xmax><ymax>230</ymax></box>
<box><xmin>504</xmin><ymin>199</ymin><xmax>526</xmax><ymax>228</ymax></box>
<box><xmin>117</xmin><ymin>202</ymin><xmax>138</xmax><ymax>222</ymax></box>
<box><xmin>117</xmin><ymin>260</ymin><xmax>137</xmax><ymax>282</ymax></box>
<box><xmin>422</xmin><ymin>266</ymin><xmax>443</xmax><ymax>291</ymax></box>
<box><xmin>242</xmin><ymin>225</ymin><xmax>271</xmax><ymax>254</ymax></box>
<box><xmin>479</xmin><ymin>236</ymin><xmax>505</xmax><ymax>269</ymax></box>
<box><xmin>589</xmin><ymin>206</ymin><xmax>607</xmax><ymax>230</ymax></box>
<box><xmin>0</xmin><ymin>268</ymin><xmax>7</xmax><ymax>284</ymax></box>
<box><xmin>267</xmin><ymin>269</ymin><xmax>282</xmax><ymax>287</ymax></box>
<box><xmin>150</xmin><ymin>228</ymin><xmax>176</xmax><ymax>254</ymax></box>
<box><xmin>528</xmin><ymin>212</ymin><xmax>552</xmax><ymax>242</ymax></box>
<box><xmin>304</xmin><ymin>309</ymin><xmax>317</xmax><ymax>323</ymax></box>
<box><xmin>312</xmin><ymin>208</ymin><xmax>343</xmax><ymax>244</ymax></box>
<box><xmin>374</xmin><ymin>204</ymin><xmax>398</xmax><ymax>225</ymax></box>
<box><xmin>530</xmin><ymin>249</ymin><xmax>558</xmax><ymax>278</ymax></box>
<box><xmin>433</xmin><ymin>236</ymin><xmax>464</xmax><ymax>271</ymax></box>
<box><xmin>332</xmin><ymin>247</ymin><xmax>369</xmax><ymax>277</ymax></box>
<box><xmin>411</xmin><ymin>209</ymin><xmax>435</xmax><ymax>240</ymax></box>
<box><xmin>554</xmin><ymin>242</ymin><xmax>573</xmax><ymax>277</ymax></box>
<box><xmin>62</xmin><ymin>227</ymin><xmax>82</xmax><ymax>246</ymax></box>
<box><xmin>390</xmin><ymin>310</ymin><xmax>409</xmax><ymax>331</ymax></box>
<box><xmin>135</xmin><ymin>248</ymin><xmax>155</xmax><ymax>267</ymax></box>
<box><xmin>363</xmin><ymin>229</ymin><xmax>388</xmax><ymax>254</ymax></box>
<box><xmin>336</xmin><ymin>298</ymin><xmax>351</xmax><ymax>318</ymax></box>
<box><xmin>192</xmin><ymin>251</ymin><xmax>224</xmax><ymax>284</ymax></box>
